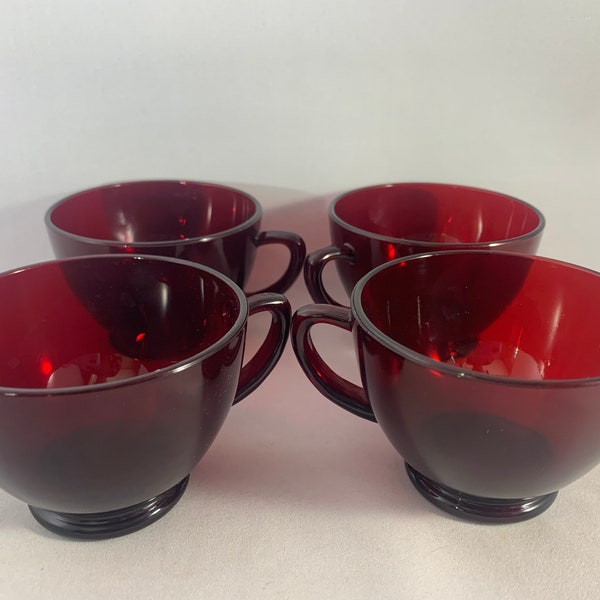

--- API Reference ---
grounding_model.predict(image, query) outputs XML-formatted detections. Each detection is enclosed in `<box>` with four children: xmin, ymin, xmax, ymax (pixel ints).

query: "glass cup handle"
<box><xmin>303</xmin><ymin>244</ymin><xmax>354</xmax><ymax>306</ymax></box>
<box><xmin>249</xmin><ymin>231</ymin><xmax>307</xmax><ymax>295</ymax></box>
<box><xmin>291</xmin><ymin>304</ymin><xmax>376</xmax><ymax>422</ymax></box>
<box><xmin>234</xmin><ymin>293</ymin><xmax>291</xmax><ymax>403</ymax></box>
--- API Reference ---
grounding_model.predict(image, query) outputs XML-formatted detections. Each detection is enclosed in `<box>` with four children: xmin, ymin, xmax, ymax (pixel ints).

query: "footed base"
<box><xmin>405</xmin><ymin>463</ymin><xmax>557</xmax><ymax>523</ymax></box>
<box><xmin>29</xmin><ymin>475</ymin><xmax>189</xmax><ymax>539</ymax></box>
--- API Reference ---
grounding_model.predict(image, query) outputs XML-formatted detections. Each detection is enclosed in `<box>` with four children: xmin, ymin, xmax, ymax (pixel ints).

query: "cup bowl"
<box><xmin>0</xmin><ymin>255</ymin><xmax>290</xmax><ymax>538</ymax></box>
<box><xmin>305</xmin><ymin>182</ymin><xmax>545</xmax><ymax>305</ymax></box>
<box><xmin>45</xmin><ymin>180</ymin><xmax>306</xmax><ymax>294</ymax></box>
<box><xmin>293</xmin><ymin>251</ymin><xmax>600</xmax><ymax>522</ymax></box>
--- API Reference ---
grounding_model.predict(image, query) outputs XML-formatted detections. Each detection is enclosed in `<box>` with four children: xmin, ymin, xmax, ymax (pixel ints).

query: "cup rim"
<box><xmin>0</xmin><ymin>254</ymin><xmax>249</xmax><ymax>396</ymax></box>
<box><xmin>351</xmin><ymin>250</ymin><xmax>600</xmax><ymax>388</ymax></box>
<box><xmin>330</xmin><ymin>182</ymin><xmax>545</xmax><ymax>247</ymax></box>
<box><xmin>44</xmin><ymin>180</ymin><xmax>263</xmax><ymax>247</ymax></box>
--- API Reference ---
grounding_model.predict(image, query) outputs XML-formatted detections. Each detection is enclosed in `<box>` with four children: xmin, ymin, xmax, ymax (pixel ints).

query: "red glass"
<box><xmin>45</xmin><ymin>180</ymin><xmax>306</xmax><ymax>294</ymax></box>
<box><xmin>0</xmin><ymin>255</ymin><xmax>290</xmax><ymax>539</ymax></box>
<box><xmin>305</xmin><ymin>183</ymin><xmax>545</xmax><ymax>305</ymax></box>
<box><xmin>293</xmin><ymin>251</ymin><xmax>600</xmax><ymax>522</ymax></box>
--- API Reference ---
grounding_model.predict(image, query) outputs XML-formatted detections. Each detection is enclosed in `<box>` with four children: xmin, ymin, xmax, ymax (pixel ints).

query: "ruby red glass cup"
<box><xmin>0</xmin><ymin>255</ymin><xmax>290</xmax><ymax>539</ymax></box>
<box><xmin>305</xmin><ymin>183</ymin><xmax>545</xmax><ymax>305</ymax></box>
<box><xmin>45</xmin><ymin>180</ymin><xmax>306</xmax><ymax>294</ymax></box>
<box><xmin>293</xmin><ymin>251</ymin><xmax>600</xmax><ymax>522</ymax></box>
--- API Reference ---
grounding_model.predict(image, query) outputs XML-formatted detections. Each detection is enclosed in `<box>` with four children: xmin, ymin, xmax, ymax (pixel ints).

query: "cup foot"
<box><xmin>405</xmin><ymin>463</ymin><xmax>557</xmax><ymax>523</ymax></box>
<box><xmin>29</xmin><ymin>475</ymin><xmax>189</xmax><ymax>539</ymax></box>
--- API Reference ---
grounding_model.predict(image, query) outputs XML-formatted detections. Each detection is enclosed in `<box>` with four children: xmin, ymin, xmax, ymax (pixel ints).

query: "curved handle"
<box><xmin>234</xmin><ymin>293</ymin><xmax>291</xmax><ymax>403</ymax></box>
<box><xmin>291</xmin><ymin>304</ymin><xmax>376</xmax><ymax>422</ymax></box>
<box><xmin>249</xmin><ymin>231</ymin><xmax>307</xmax><ymax>294</ymax></box>
<box><xmin>303</xmin><ymin>244</ymin><xmax>354</xmax><ymax>306</ymax></box>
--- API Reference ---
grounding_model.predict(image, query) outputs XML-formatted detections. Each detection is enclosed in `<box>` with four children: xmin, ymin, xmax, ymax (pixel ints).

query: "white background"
<box><xmin>1</xmin><ymin>0</ymin><xmax>599</xmax><ymax>273</ymax></box>
<box><xmin>1</xmin><ymin>1</ymin><xmax>600</xmax><ymax>599</ymax></box>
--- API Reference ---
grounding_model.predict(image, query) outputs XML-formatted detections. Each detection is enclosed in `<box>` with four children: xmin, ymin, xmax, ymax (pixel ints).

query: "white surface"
<box><xmin>1</xmin><ymin>1</ymin><xmax>600</xmax><ymax>598</ymax></box>
<box><xmin>1</xmin><ymin>1</ymin><xmax>599</xmax><ymax>211</ymax></box>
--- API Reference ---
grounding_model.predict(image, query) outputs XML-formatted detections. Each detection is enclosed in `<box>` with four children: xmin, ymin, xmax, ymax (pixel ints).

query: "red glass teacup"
<box><xmin>293</xmin><ymin>251</ymin><xmax>600</xmax><ymax>522</ymax></box>
<box><xmin>0</xmin><ymin>255</ymin><xmax>290</xmax><ymax>539</ymax></box>
<box><xmin>45</xmin><ymin>180</ymin><xmax>306</xmax><ymax>294</ymax></box>
<box><xmin>305</xmin><ymin>183</ymin><xmax>545</xmax><ymax>305</ymax></box>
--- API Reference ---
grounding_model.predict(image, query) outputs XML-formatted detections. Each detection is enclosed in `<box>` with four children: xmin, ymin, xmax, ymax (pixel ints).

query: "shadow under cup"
<box><xmin>292</xmin><ymin>251</ymin><xmax>600</xmax><ymax>522</ymax></box>
<box><xmin>45</xmin><ymin>180</ymin><xmax>306</xmax><ymax>294</ymax></box>
<box><xmin>305</xmin><ymin>183</ymin><xmax>545</xmax><ymax>305</ymax></box>
<box><xmin>0</xmin><ymin>255</ymin><xmax>290</xmax><ymax>539</ymax></box>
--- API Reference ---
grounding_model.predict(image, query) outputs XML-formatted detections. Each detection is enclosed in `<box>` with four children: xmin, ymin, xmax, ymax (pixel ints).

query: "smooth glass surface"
<box><xmin>45</xmin><ymin>181</ymin><xmax>306</xmax><ymax>294</ymax></box>
<box><xmin>358</xmin><ymin>252</ymin><xmax>600</xmax><ymax>381</ymax></box>
<box><xmin>334</xmin><ymin>183</ymin><xmax>541</xmax><ymax>244</ymax></box>
<box><xmin>293</xmin><ymin>251</ymin><xmax>600</xmax><ymax>521</ymax></box>
<box><xmin>0</xmin><ymin>256</ymin><xmax>242</xmax><ymax>389</ymax></box>
<box><xmin>0</xmin><ymin>255</ymin><xmax>290</xmax><ymax>537</ymax></box>
<box><xmin>305</xmin><ymin>183</ymin><xmax>545</xmax><ymax>304</ymax></box>
<box><xmin>49</xmin><ymin>180</ymin><xmax>258</xmax><ymax>242</ymax></box>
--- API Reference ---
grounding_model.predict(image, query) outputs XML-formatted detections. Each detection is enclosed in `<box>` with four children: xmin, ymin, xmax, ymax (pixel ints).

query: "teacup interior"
<box><xmin>334</xmin><ymin>183</ymin><xmax>541</xmax><ymax>243</ymax></box>
<box><xmin>359</xmin><ymin>252</ymin><xmax>600</xmax><ymax>380</ymax></box>
<box><xmin>49</xmin><ymin>181</ymin><xmax>257</xmax><ymax>242</ymax></box>
<box><xmin>0</xmin><ymin>257</ymin><xmax>242</xmax><ymax>388</ymax></box>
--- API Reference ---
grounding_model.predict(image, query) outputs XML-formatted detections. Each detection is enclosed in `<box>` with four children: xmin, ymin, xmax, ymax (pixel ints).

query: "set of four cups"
<box><xmin>1</xmin><ymin>180</ymin><xmax>599</xmax><ymax>539</ymax></box>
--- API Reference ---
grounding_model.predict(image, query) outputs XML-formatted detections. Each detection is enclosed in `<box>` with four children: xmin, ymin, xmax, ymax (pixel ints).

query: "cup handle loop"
<box><xmin>234</xmin><ymin>293</ymin><xmax>291</xmax><ymax>403</ymax></box>
<box><xmin>303</xmin><ymin>244</ymin><xmax>354</xmax><ymax>306</ymax></box>
<box><xmin>249</xmin><ymin>231</ymin><xmax>306</xmax><ymax>295</ymax></box>
<box><xmin>291</xmin><ymin>304</ymin><xmax>376</xmax><ymax>422</ymax></box>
